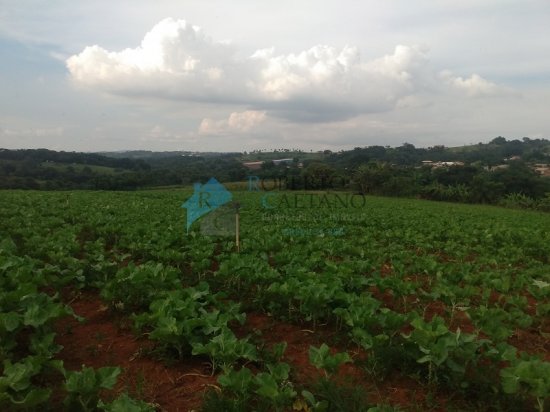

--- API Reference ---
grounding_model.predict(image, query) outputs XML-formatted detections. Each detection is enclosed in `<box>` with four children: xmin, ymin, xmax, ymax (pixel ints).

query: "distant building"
<box><xmin>272</xmin><ymin>158</ymin><xmax>294</xmax><ymax>166</ymax></box>
<box><xmin>423</xmin><ymin>161</ymin><xmax>465</xmax><ymax>169</ymax></box>
<box><xmin>242</xmin><ymin>158</ymin><xmax>297</xmax><ymax>170</ymax></box>
<box><xmin>504</xmin><ymin>156</ymin><xmax>522</xmax><ymax>162</ymax></box>
<box><xmin>242</xmin><ymin>161</ymin><xmax>264</xmax><ymax>170</ymax></box>
<box><xmin>490</xmin><ymin>164</ymin><xmax>509</xmax><ymax>171</ymax></box>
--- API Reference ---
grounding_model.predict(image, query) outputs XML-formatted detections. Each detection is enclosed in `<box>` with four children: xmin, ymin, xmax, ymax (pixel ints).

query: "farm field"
<box><xmin>1</xmin><ymin>189</ymin><xmax>550</xmax><ymax>411</ymax></box>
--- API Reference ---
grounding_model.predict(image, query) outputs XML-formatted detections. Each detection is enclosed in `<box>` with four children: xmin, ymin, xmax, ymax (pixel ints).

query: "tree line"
<box><xmin>1</xmin><ymin>137</ymin><xmax>550</xmax><ymax>212</ymax></box>
<box><xmin>254</xmin><ymin>137</ymin><xmax>550</xmax><ymax>210</ymax></box>
<box><xmin>0</xmin><ymin>149</ymin><xmax>248</xmax><ymax>190</ymax></box>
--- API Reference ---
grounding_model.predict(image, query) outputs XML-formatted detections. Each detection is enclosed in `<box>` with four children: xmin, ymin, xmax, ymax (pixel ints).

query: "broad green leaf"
<box><xmin>5</xmin><ymin>388</ymin><xmax>51</xmax><ymax>408</ymax></box>
<box><xmin>218</xmin><ymin>368</ymin><xmax>253</xmax><ymax>394</ymax></box>
<box><xmin>97</xmin><ymin>367</ymin><xmax>121</xmax><ymax>390</ymax></box>
<box><xmin>254</xmin><ymin>373</ymin><xmax>279</xmax><ymax>400</ymax></box>
<box><xmin>98</xmin><ymin>393</ymin><xmax>155</xmax><ymax>412</ymax></box>
<box><xmin>65</xmin><ymin>366</ymin><xmax>97</xmax><ymax>394</ymax></box>
<box><xmin>0</xmin><ymin>312</ymin><xmax>20</xmax><ymax>332</ymax></box>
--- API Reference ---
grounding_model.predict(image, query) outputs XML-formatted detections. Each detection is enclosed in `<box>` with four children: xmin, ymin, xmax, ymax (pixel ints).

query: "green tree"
<box><xmin>301</xmin><ymin>162</ymin><xmax>338</xmax><ymax>189</ymax></box>
<box><xmin>352</xmin><ymin>162</ymin><xmax>390</xmax><ymax>194</ymax></box>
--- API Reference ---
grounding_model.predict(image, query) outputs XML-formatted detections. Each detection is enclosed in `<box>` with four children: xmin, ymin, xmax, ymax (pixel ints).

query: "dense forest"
<box><xmin>0</xmin><ymin>149</ymin><xmax>247</xmax><ymax>190</ymax></box>
<box><xmin>2</xmin><ymin>136</ymin><xmax>550</xmax><ymax>210</ymax></box>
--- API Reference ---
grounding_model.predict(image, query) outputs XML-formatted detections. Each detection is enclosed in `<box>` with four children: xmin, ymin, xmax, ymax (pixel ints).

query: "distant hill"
<box><xmin>1</xmin><ymin>136</ymin><xmax>549</xmax><ymax>191</ymax></box>
<box><xmin>0</xmin><ymin>148</ymin><xmax>246</xmax><ymax>190</ymax></box>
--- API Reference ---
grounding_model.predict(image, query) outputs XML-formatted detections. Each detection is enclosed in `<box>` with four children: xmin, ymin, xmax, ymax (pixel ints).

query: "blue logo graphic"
<box><xmin>181</xmin><ymin>177</ymin><xmax>232</xmax><ymax>233</ymax></box>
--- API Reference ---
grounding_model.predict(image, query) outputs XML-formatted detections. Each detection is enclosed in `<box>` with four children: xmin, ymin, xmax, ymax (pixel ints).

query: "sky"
<box><xmin>1</xmin><ymin>1</ymin><xmax>550</xmax><ymax>152</ymax></box>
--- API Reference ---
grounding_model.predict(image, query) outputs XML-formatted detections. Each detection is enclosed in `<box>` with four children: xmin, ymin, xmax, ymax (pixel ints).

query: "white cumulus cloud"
<box><xmin>67</xmin><ymin>18</ymin><xmax>513</xmax><ymax>123</ymax></box>
<box><xmin>67</xmin><ymin>18</ymin><xmax>243</xmax><ymax>101</ymax></box>
<box><xmin>440</xmin><ymin>71</ymin><xmax>515</xmax><ymax>98</ymax></box>
<box><xmin>199</xmin><ymin>110</ymin><xmax>266</xmax><ymax>136</ymax></box>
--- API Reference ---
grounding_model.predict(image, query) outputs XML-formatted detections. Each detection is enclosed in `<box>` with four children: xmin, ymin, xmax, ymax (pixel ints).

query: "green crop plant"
<box><xmin>101</xmin><ymin>262</ymin><xmax>182</xmax><ymax>312</ymax></box>
<box><xmin>0</xmin><ymin>356</ymin><xmax>63</xmax><ymax>409</ymax></box>
<box><xmin>191</xmin><ymin>327</ymin><xmax>257</xmax><ymax>372</ymax></box>
<box><xmin>470</xmin><ymin>306</ymin><xmax>518</xmax><ymax>342</ymax></box>
<box><xmin>133</xmin><ymin>282</ymin><xmax>253</xmax><ymax>371</ymax></box>
<box><xmin>209</xmin><ymin>363</ymin><xmax>297</xmax><ymax>412</ymax></box>
<box><xmin>402</xmin><ymin>315</ymin><xmax>483</xmax><ymax>387</ymax></box>
<box><xmin>501</xmin><ymin>358</ymin><xmax>550</xmax><ymax>412</ymax></box>
<box><xmin>3</xmin><ymin>189</ymin><xmax>550</xmax><ymax>411</ymax></box>
<box><xmin>308</xmin><ymin>344</ymin><xmax>352</xmax><ymax>378</ymax></box>
<box><xmin>63</xmin><ymin>365</ymin><xmax>121</xmax><ymax>412</ymax></box>
<box><xmin>98</xmin><ymin>392</ymin><xmax>156</xmax><ymax>412</ymax></box>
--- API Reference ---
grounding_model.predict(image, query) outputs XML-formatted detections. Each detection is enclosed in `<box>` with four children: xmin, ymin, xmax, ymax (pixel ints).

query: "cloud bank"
<box><xmin>67</xmin><ymin>18</ymin><xmax>512</xmax><ymax>123</ymax></box>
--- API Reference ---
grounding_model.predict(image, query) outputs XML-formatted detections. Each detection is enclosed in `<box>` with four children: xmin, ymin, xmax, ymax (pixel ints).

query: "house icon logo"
<box><xmin>181</xmin><ymin>177</ymin><xmax>232</xmax><ymax>233</ymax></box>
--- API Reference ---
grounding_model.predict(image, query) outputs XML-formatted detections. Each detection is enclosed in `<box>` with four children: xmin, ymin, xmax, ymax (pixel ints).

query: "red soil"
<box><xmin>53</xmin><ymin>288</ymin><xmax>547</xmax><ymax>411</ymax></box>
<box><xmin>55</xmin><ymin>291</ymin><xmax>218</xmax><ymax>411</ymax></box>
<box><xmin>54</xmin><ymin>294</ymin><xmax>446</xmax><ymax>410</ymax></box>
<box><xmin>235</xmin><ymin>312</ymin><xmax>449</xmax><ymax>410</ymax></box>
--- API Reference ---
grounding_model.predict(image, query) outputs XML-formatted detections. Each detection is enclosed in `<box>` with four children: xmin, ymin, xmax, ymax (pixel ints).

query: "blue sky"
<box><xmin>1</xmin><ymin>0</ymin><xmax>550</xmax><ymax>152</ymax></box>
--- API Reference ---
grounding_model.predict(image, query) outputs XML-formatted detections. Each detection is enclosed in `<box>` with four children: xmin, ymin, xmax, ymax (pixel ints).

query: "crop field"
<box><xmin>1</xmin><ymin>189</ymin><xmax>550</xmax><ymax>411</ymax></box>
